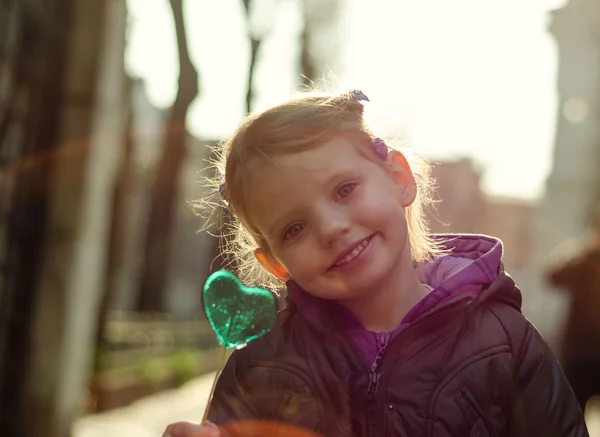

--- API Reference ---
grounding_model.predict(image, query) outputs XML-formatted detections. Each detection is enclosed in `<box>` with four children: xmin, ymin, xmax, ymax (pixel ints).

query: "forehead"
<box><xmin>241</xmin><ymin>137</ymin><xmax>374</xmax><ymax>233</ymax></box>
<box><xmin>246</xmin><ymin>137</ymin><xmax>365</xmax><ymax>197</ymax></box>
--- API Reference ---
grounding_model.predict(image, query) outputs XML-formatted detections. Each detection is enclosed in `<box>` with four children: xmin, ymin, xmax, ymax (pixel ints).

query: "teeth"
<box><xmin>335</xmin><ymin>239</ymin><xmax>369</xmax><ymax>266</ymax></box>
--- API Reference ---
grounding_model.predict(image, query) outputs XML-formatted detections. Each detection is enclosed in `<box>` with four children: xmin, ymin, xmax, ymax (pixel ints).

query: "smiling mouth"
<box><xmin>333</xmin><ymin>237</ymin><xmax>371</xmax><ymax>267</ymax></box>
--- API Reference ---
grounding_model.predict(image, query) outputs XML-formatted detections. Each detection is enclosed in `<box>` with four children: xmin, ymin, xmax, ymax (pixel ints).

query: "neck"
<box><xmin>338</xmin><ymin>249</ymin><xmax>427</xmax><ymax>332</ymax></box>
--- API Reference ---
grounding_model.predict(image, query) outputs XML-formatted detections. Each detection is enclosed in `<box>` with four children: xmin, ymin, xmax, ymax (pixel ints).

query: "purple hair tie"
<box><xmin>373</xmin><ymin>138</ymin><xmax>388</xmax><ymax>160</ymax></box>
<box><xmin>348</xmin><ymin>90</ymin><xmax>370</xmax><ymax>102</ymax></box>
<box><xmin>219</xmin><ymin>183</ymin><xmax>233</xmax><ymax>219</ymax></box>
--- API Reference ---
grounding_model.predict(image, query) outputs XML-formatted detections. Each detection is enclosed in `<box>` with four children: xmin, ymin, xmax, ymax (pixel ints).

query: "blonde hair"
<box><xmin>197</xmin><ymin>91</ymin><xmax>443</xmax><ymax>290</ymax></box>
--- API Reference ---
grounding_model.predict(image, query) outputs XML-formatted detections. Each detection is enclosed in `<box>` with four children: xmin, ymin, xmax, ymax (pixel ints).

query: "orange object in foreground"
<box><xmin>216</xmin><ymin>420</ymin><xmax>320</xmax><ymax>437</ymax></box>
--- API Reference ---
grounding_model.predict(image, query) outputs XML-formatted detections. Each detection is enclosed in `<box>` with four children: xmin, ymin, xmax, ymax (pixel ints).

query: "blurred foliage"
<box><xmin>96</xmin><ymin>346</ymin><xmax>221</xmax><ymax>387</ymax></box>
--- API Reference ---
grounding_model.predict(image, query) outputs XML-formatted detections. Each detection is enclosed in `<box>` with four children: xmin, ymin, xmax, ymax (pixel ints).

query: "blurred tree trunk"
<box><xmin>102</xmin><ymin>77</ymin><xmax>135</xmax><ymax>317</ymax></box>
<box><xmin>0</xmin><ymin>2</ymin><xmax>71</xmax><ymax>435</ymax></box>
<box><xmin>242</xmin><ymin>0</ymin><xmax>261</xmax><ymax>114</ymax></box>
<box><xmin>136</xmin><ymin>0</ymin><xmax>199</xmax><ymax>312</ymax></box>
<box><xmin>299</xmin><ymin>0</ymin><xmax>317</xmax><ymax>87</ymax></box>
<box><xmin>21</xmin><ymin>0</ymin><xmax>128</xmax><ymax>433</ymax></box>
<box><xmin>298</xmin><ymin>0</ymin><xmax>343</xmax><ymax>87</ymax></box>
<box><xmin>0</xmin><ymin>0</ymin><xmax>128</xmax><ymax>436</ymax></box>
<box><xmin>89</xmin><ymin>75</ymin><xmax>135</xmax><ymax>411</ymax></box>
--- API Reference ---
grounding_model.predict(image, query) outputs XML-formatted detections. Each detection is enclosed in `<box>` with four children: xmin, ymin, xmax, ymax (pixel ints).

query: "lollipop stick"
<box><xmin>202</xmin><ymin>346</ymin><xmax>229</xmax><ymax>422</ymax></box>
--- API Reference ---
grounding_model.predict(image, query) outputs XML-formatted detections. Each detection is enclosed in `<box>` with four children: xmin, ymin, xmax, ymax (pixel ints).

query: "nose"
<box><xmin>314</xmin><ymin>206</ymin><xmax>350</xmax><ymax>247</ymax></box>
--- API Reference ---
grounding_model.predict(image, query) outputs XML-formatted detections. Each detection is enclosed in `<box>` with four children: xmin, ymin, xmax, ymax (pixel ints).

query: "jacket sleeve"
<box><xmin>206</xmin><ymin>347</ymin><xmax>325</xmax><ymax>434</ymax></box>
<box><xmin>500</xmin><ymin>308</ymin><xmax>589</xmax><ymax>437</ymax></box>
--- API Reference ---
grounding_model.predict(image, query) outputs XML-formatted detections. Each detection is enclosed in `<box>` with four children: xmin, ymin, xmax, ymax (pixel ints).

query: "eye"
<box><xmin>336</xmin><ymin>182</ymin><xmax>356</xmax><ymax>199</ymax></box>
<box><xmin>283</xmin><ymin>223</ymin><xmax>305</xmax><ymax>240</ymax></box>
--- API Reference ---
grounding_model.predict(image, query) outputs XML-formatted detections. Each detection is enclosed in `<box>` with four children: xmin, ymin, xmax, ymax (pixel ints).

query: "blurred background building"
<box><xmin>3</xmin><ymin>0</ymin><xmax>600</xmax><ymax>436</ymax></box>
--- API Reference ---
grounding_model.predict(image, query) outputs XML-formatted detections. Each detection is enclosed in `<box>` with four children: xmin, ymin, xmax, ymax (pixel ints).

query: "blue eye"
<box><xmin>337</xmin><ymin>183</ymin><xmax>356</xmax><ymax>199</ymax></box>
<box><xmin>284</xmin><ymin>223</ymin><xmax>304</xmax><ymax>240</ymax></box>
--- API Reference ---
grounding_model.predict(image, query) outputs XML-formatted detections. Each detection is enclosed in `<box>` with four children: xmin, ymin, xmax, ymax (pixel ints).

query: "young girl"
<box><xmin>163</xmin><ymin>90</ymin><xmax>587</xmax><ymax>437</ymax></box>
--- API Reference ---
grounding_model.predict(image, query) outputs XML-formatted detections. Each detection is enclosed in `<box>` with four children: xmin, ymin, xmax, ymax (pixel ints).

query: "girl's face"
<box><xmin>245</xmin><ymin>137</ymin><xmax>417</xmax><ymax>302</ymax></box>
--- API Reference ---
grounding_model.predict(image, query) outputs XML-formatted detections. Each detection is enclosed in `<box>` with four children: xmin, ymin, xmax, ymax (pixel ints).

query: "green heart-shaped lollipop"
<box><xmin>202</xmin><ymin>270</ymin><xmax>277</xmax><ymax>349</ymax></box>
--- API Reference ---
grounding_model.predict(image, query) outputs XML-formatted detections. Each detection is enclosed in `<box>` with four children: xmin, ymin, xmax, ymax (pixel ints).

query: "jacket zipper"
<box><xmin>365</xmin><ymin>332</ymin><xmax>390</xmax><ymax>394</ymax></box>
<box><xmin>367</xmin><ymin>371</ymin><xmax>382</xmax><ymax>394</ymax></box>
<box><xmin>347</xmin><ymin>335</ymin><xmax>385</xmax><ymax>395</ymax></box>
<box><xmin>362</xmin><ymin>298</ymin><xmax>471</xmax><ymax>395</ymax></box>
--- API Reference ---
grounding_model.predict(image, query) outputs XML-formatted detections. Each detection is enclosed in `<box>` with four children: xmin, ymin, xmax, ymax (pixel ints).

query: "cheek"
<box><xmin>282</xmin><ymin>242</ymin><xmax>323</xmax><ymax>276</ymax></box>
<box><xmin>272</xmin><ymin>244</ymin><xmax>309</xmax><ymax>272</ymax></box>
<box><xmin>358</xmin><ymin>190</ymin><xmax>405</xmax><ymax>222</ymax></box>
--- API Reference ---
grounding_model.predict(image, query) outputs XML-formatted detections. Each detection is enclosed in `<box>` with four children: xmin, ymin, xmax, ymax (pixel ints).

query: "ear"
<box><xmin>387</xmin><ymin>150</ymin><xmax>417</xmax><ymax>207</ymax></box>
<box><xmin>255</xmin><ymin>248</ymin><xmax>289</xmax><ymax>281</ymax></box>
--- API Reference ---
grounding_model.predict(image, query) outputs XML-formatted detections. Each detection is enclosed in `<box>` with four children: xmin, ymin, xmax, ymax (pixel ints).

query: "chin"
<box><xmin>321</xmin><ymin>277</ymin><xmax>380</xmax><ymax>301</ymax></box>
<box><xmin>301</xmin><ymin>255</ymin><xmax>396</xmax><ymax>299</ymax></box>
